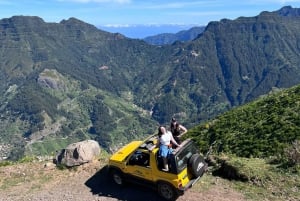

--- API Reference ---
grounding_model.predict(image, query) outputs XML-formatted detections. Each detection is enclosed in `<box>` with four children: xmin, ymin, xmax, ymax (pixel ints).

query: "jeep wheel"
<box><xmin>111</xmin><ymin>169</ymin><xmax>124</xmax><ymax>186</ymax></box>
<box><xmin>157</xmin><ymin>182</ymin><xmax>178</xmax><ymax>201</ymax></box>
<box><xmin>188</xmin><ymin>153</ymin><xmax>206</xmax><ymax>177</ymax></box>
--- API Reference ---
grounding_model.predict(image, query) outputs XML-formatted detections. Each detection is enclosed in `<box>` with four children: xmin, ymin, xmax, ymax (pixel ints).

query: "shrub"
<box><xmin>284</xmin><ymin>140</ymin><xmax>300</xmax><ymax>166</ymax></box>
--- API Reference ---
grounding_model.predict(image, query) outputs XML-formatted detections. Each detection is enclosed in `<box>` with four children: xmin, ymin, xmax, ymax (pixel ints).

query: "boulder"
<box><xmin>55</xmin><ymin>140</ymin><xmax>100</xmax><ymax>167</ymax></box>
<box><xmin>37</xmin><ymin>69</ymin><xmax>66</xmax><ymax>90</ymax></box>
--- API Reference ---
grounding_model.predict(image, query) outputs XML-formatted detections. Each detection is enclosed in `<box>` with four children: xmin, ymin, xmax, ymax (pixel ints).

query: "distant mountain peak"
<box><xmin>1</xmin><ymin>15</ymin><xmax>45</xmax><ymax>26</ymax></box>
<box><xmin>276</xmin><ymin>5</ymin><xmax>300</xmax><ymax>17</ymax></box>
<box><xmin>60</xmin><ymin>17</ymin><xmax>85</xmax><ymax>25</ymax></box>
<box><xmin>60</xmin><ymin>17</ymin><xmax>98</xmax><ymax>30</ymax></box>
<box><xmin>143</xmin><ymin>26</ymin><xmax>205</xmax><ymax>45</ymax></box>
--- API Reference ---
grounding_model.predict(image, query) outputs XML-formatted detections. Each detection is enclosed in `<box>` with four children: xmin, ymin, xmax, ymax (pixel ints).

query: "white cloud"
<box><xmin>102</xmin><ymin>24</ymin><xmax>132</xmax><ymax>27</ymax></box>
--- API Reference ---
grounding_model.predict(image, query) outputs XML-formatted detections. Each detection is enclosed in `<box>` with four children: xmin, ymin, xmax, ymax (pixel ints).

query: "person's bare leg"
<box><xmin>162</xmin><ymin>157</ymin><xmax>169</xmax><ymax>171</ymax></box>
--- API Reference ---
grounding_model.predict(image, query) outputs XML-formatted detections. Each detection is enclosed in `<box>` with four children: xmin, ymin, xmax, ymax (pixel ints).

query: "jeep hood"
<box><xmin>110</xmin><ymin>141</ymin><xmax>142</xmax><ymax>162</ymax></box>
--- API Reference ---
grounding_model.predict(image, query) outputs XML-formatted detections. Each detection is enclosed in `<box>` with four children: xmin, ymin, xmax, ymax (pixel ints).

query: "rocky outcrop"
<box><xmin>0</xmin><ymin>143</ymin><xmax>11</xmax><ymax>160</ymax></box>
<box><xmin>37</xmin><ymin>69</ymin><xmax>66</xmax><ymax>90</ymax></box>
<box><xmin>55</xmin><ymin>140</ymin><xmax>101</xmax><ymax>167</ymax></box>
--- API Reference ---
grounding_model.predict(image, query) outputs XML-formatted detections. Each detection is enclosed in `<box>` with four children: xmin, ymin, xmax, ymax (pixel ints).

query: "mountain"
<box><xmin>0</xmin><ymin>16</ymin><xmax>161</xmax><ymax>159</ymax></box>
<box><xmin>98</xmin><ymin>24</ymin><xmax>199</xmax><ymax>39</ymax></box>
<box><xmin>143</xmin><ymin>26</ymin><xmax>205</xmax><ymax>45</ymax></box>
<box><xmin>1</xmin><ymin>6</ymin><xmax>300</xmax><ymax>160</ymax></box>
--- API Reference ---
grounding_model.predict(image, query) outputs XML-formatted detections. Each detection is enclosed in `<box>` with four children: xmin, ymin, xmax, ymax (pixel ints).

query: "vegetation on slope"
<box><xmin>0</xmin><ymin>69</ymin><xmax>158</xmax><ymax>160</ymax></box>
<box><xmin>186</xmin><ymin>84</ymin><xmax>300</xmax><ymax>200</ymax></box>
<box><xmin>197</xmin><ymin>156</ymin><xmax>300</xmax><ymax>201</ymax></box>
<box><xmin>188</xmin><ymin>84</ymin><xmax>300</xmax><ymax>168</ymax></box>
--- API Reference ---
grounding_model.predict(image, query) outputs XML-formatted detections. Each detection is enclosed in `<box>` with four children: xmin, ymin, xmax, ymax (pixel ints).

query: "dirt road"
<box><xmin>0</xmin><ymin>159</ymin><xmax>245</xmax><ymax>201</ymax></box>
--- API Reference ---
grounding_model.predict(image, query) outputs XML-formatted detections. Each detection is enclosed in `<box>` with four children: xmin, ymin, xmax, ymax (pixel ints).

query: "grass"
<box><xmin>232</xmin><ymin>172</ymin><xmax>300</xmax><ymax>201</ymax></box>
<box><xmin>0</xmin><ymin>170</ymin><xmax>54</xmax><ymax>193</ymax></box>
<box><xmin>0</xmin><ymin>159</ymin><xmax>66</xmax><ymax>193</ymax></box>
<box><xmin>0</xmin><ymin>160</ymin><xmax>14</xmax><ymax>167</ymax></box>
<box><xmin>209</xmin><ymin>154</ymin><xmax>300</xmax><ymax>201</ymax></box>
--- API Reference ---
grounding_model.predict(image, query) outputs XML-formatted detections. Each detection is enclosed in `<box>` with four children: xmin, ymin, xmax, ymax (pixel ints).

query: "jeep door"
<box><xmin>126</xmin><ymin>151</ymin><xmax>154</xmax><ymax>186</ymax></box>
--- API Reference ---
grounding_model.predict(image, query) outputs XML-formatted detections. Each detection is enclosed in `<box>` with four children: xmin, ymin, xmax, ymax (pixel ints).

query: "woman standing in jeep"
<box><xmin>157</xmin><ymin>126</ymin><xmax>181</xmax><ymax>172</ymax></box>
<box><xmin>170</xmin><ymin>118</ymin><xmax>188</xmax><ymax>145</ymax></box>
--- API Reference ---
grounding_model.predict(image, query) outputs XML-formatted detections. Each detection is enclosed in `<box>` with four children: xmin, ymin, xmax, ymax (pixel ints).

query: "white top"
<box><xmin>159</xmin><ymin>131</ymin><xmax>173</xmax><ymax>145</ymax></box>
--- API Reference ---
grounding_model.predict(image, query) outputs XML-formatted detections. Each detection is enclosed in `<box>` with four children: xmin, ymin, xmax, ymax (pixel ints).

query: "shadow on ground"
<box><xmin>85</xmin><ymin>165</ymin><xmax>166</xmax><ymax>201</ymax></box>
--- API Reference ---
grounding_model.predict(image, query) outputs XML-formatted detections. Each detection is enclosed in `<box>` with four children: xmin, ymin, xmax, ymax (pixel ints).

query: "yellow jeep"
<box><xmin>108</xmin><ymin>134</ymin><xmax>208</xmax><ymax>201</ymax></box>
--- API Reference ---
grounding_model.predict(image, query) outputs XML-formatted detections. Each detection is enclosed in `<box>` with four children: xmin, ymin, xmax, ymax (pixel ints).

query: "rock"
<box><xmin>55</xmin><ymin>140</ymin><xmax>101</xmax><ymax>167</ymax></box>
<box><xmin>37</xmin><ymin>69</ymin><xmax>66</xmax><ymax>90</ymax></box>
<box><xmin>44</xmin><ymin>162</ymin><xmax>55</xmax><ymax>170</ymax></box>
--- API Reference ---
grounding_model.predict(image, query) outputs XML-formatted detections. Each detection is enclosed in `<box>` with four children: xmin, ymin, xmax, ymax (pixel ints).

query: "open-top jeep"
<box><xmin>108</xmin><ymin>134</ymin><xmax>208</xmax><ymax>200</ymax></box>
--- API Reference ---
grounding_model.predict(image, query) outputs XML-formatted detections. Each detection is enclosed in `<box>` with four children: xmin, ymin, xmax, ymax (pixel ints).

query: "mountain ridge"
<box><xmin>1</xmin><ymin>6</ymin><xmax>300</xmax><ymax>159</ymax></box>
<box><xmin>143</xmin><ymin>26</ymin><xmax>205</xmax><ymax>45</ymax></box>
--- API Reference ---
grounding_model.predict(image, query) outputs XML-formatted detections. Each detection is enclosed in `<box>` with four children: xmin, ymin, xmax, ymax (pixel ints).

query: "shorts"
<box><xmin>159</xmin><ymin>144</ymin><xmax>172</xmax><ymax>157</ymax></box>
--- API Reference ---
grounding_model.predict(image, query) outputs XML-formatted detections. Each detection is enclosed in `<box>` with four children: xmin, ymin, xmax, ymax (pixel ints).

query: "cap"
<box><xmin>171</xmin><ymin>118</ymin><xmax>176</xmax><ymax>122</ymax></box>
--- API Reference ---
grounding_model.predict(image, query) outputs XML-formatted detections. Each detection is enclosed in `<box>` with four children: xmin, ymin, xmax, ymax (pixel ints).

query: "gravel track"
<box><xmin>0</xmin><ymin>160</ymin><xmax>245</xmax><ymax>201</ymax></box>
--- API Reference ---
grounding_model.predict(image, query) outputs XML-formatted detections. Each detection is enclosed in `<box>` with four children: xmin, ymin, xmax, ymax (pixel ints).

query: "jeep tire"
<box><xmin>188</xmin><ymin>153</ymin><xmax>206</xmax><ymax>177</ymax></box>
<box><xmin>111</xmin><ymin>169</ymin><xmax>124</xmax><ymax>186</ymax></box>
<box><xmin>157</xmin><ymin>182</ymin><xmax>178</xmax><ymax>201</ymax></box>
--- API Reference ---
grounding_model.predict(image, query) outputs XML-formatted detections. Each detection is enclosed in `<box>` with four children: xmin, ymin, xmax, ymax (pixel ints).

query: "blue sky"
<box><xmin>1</xmin><ymin>0</ymin><xmax>300</xmax><ymax>27</ymax></box>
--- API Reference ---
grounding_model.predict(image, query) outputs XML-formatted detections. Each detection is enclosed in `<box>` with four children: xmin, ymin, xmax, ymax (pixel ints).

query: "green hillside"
<box><xmin>188</xmin><ymin>84</ymin><xmax>300</xmax><ymax>163</ymax></box>
<box><xmin>186</xmin><ymin>84</ymin><xmax>300</xmax><ymax>200</ymax></box>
